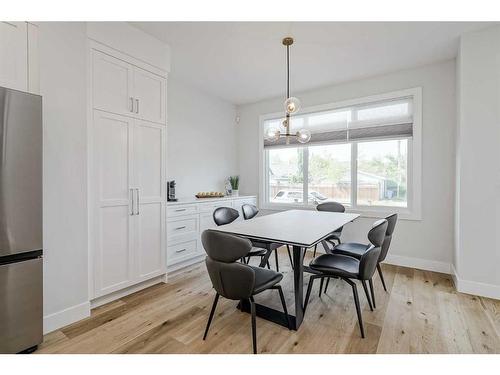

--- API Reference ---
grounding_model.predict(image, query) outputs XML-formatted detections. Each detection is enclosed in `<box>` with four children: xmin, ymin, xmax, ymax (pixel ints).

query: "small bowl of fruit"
<box><xmin>195</xmin><ymin>191</ymin><xmax>225</xmax><ymax>198</ymax></box>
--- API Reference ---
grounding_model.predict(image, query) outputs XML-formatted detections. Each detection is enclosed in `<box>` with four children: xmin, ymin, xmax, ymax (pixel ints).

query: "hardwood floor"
<box><xmin>36</xmin><ymin>248</ymin><xmax>500</xmax><ymax>354</ymax></box>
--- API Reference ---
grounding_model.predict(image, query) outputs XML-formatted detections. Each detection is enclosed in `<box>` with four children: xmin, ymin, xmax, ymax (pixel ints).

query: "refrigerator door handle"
<box><xmin>130</xmin><ymin>188</ymin><xmax>135</xmax><ymax>215</ymax></box>
<box><xmin>135</xmin><ymin>188</ymin><xmax>140</xmax><ymax>215</ymax></box>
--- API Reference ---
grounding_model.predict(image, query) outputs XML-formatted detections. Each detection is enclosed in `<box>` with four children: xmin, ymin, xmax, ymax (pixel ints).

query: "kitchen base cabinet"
<box><xmin>166</xmin><ymin>196</ymin><xmax>257</xmax><ymax>272</ymax></box>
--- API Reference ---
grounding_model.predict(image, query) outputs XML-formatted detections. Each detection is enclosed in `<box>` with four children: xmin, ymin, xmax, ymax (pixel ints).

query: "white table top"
<box><xmin>212</xmin><ymin>209</ymin><xmax>360</xmax><ymax>247</ymax></box>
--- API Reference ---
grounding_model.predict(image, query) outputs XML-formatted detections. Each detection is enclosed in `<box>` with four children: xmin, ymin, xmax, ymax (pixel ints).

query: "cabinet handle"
<box><xmin>129</xmin><ymin>97</ymin><xmax>134</xmax><ymax>112</ymax></box>
<box><xmin>175</xmin><ymin>208</ymin><xmax>186</xmax><ymax>212</ymax></box>
<box><xmin>135</xmin><ymin>99</ymin><xmax>139</xmax><ymax>114</ymax></box>
<box><xmin>135</xmin><ymin>188</ymin><xmax>140</xmax><ymax>215</ymax></box>
<box><xmin>176</xmin><ymin>248</ymin><xmax>187</xmax><ymax>253</ymax></box>
<box><xmin>130</xmin><ymin>188</ymin><xmax>135</xmax><ymax>215</ymax></box>
<box><xmin>175</xmin><ymin>226</ymin><xmax>186</xmax><ymax>230</ymax></box>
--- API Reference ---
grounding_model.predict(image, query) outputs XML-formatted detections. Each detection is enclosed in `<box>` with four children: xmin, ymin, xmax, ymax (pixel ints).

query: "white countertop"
<box><xmin>166</xmin><ymin>195</ymin><xmax>257</xmax><ymax>206</ymax></box>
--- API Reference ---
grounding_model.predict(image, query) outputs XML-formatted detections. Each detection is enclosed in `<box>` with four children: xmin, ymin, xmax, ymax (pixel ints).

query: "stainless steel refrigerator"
<box><xmin>0</xmin><ymin>86</ymin><xmax>43</xmax><ymax>353</ymax></box>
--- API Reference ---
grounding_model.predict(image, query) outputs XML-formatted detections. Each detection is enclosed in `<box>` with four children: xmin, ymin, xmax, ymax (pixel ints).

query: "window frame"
<box><xmin>259</xmin><ymin>87</ymin><xmax>422</xmax><ymax>221</ymax></box>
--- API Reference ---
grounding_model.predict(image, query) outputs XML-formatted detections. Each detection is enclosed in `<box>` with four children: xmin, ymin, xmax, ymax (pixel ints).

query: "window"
<box><xmin>261</xmin><ymin>88</ymin><xmax>422</xmax><ymax>219</ymax></box>
<box><xmin>357</xmin><ymin>139</ymin><xmax>408</xmax><ymax>207</ymax></box>
<box><xmin>308</xmin><ymin>143</ymin><xmax>351</xmax><ymax>205</ymax></box>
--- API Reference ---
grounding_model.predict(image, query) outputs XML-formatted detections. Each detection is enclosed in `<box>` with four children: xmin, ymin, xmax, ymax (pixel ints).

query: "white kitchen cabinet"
<box><xmin>0</xmin><ymin>22</ymin><xmax>28</xmax><ymax>91</ymax></box>
<box><xmin>133</xmin><ymin>67</ymin><xmax>166</xmax><ymax>124</ymax></box>
<box><xmin>92</xmin><ymin>110</ymin><xmax>166</xmax><ymax>298</ymax></box>
<box><xmin>92</xmin><ymin>50</ymin><xmax>133</xmax><ymax>117</ymax></box>
<box><xmin>92</xmin><ymin>47</ymin><xmax>166</xmax><ymax>124</ymax></box>
<box><xmin>166</xmin><ymin>196</ymin><xmax>257</xmax><ymax>272</ymax></box>
<box><xmin>133</xmin><ymin>120</ymin><xmax>166</xmax><ymax>281</ymax></box>
<box><xmin>92</xmin><ymin>111</ymin><xmax>134</xmax><ymax>296</ymax></box>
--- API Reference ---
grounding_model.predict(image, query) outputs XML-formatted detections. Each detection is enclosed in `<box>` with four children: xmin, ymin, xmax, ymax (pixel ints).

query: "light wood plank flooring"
<box><xmin>36</xmin><ymin>248</ymin><xmax>500</xmax><ymax>354</ymax></box>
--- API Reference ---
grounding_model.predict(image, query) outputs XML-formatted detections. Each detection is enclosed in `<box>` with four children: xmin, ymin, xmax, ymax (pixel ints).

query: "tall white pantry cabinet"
<box><xmin>89</xmin><ymin>42</ymin><xmax>168</xmax><ymax>301</ymax></box>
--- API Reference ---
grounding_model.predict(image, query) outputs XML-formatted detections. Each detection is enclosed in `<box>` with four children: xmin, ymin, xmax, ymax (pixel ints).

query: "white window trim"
<box><xmin>258</xmin><ymin>87</ymin><xmax>422</xmax><ymax>221</ymax></box>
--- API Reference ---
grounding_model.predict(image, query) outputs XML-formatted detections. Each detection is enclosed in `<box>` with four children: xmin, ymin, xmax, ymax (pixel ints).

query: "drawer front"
<box><xmin>234</xmin><ymin>198</ymin><xmax>257</xmax><ymax>208</ymax></box>
<box><xmin>167</xmin><ymin>240</ymin><xmax>199</xmax><ymax>265</ymax></box>
<box><xmin>167</xmin><ymin>204</ymin><xmax>198</xmax><ymax>218</ymax></box>
<box><xmin>198</xmin><ymin>200</ymin><xmax>233</xmax><ymax>213</ymax></box>
<box><xmin>167</xmin><ymin>216</ymin><xmax>198</xmax><ymax>244</ymax></box>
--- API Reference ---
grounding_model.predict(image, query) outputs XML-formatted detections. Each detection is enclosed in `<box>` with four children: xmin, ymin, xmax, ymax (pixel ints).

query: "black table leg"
<box><xmin>292</xmin><ymin>245</ymin><xmax>305</xmax><ymax>329</ymax></box>
<box><xmin>258</xmin><ymin>247</ymin><xmax>273</xmax><ymax>268</ymax></box>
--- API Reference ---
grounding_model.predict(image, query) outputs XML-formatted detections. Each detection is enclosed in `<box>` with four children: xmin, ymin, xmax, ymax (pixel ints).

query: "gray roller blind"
<box><xmin>264</xmin><ymin>97</ymin><xmax>413</xmax><ymax>148</ymax></box>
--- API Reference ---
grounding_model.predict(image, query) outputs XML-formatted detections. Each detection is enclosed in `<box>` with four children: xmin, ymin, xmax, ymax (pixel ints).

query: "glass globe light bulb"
<box><xmin>284</xmin><ymin>97</ymin><xmax>301</xmax><ymax>114</ymax></box>
<box><xmin>296</xmin><ymin>129</ymin><xmax>311</xmax><ymax>143</ymax></box>
<box><xmin>265</xmin><ymin>127</ymin><xmax>281</xmax><ymax>142</ymax></box>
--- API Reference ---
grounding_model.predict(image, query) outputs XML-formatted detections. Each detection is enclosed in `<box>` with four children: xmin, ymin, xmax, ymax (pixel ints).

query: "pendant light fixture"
<box><xmin>266</xmin><ymin>37</ymin><xmax>311</xmax><ymax>144</ymax></box>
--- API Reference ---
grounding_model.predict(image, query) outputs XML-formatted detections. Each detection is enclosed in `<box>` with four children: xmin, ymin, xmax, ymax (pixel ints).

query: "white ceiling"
<box><xmin>131</xmin><ymin>22</ymin><xmax>495</xmax><ymax>105</ymax></box>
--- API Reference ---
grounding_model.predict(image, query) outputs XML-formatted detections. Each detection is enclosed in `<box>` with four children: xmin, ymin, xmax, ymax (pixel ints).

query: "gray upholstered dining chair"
<box><xmin>213</xmin><ymin>206</ymin><xmax>269</xmax><ymax>268</ymax></box>
<box><xmin>241</xmin><ymin>204</ymin><xmax>294</xmax><ymax>271</ymax></box>
<box><xmin>313</xmin><ymin>201</ymin><xmax>346</xmax><ymax>257</ymax></box>
<box><xmin>201</xmin><ymin>229</ymin><xmax>290</xmax><ymax>354</ymax></box>
<box><xmin>331</xmin><ymin>213</ymin><xmax>398</xmax><ymax>296</ymax></box>
<box><xmin>304</xmin><ymin>219</ymin><xmax>388</xmax><ymax>338</ymax></box>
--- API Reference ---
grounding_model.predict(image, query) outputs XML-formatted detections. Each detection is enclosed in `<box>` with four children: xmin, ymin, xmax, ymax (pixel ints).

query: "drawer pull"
<box><xmin>176</xmin><ymin>248</ymin><xmax>187</xmax><ymax>253</ymax></box>
<box><xmin>175</xmin><ymin>226</ymin><xmax>186</xmax><ymax>230</ymax></box>
<box><xmin>175</xmin><ymin>208</ymin><xmax>186</xmax><ymax>212</ymax></box>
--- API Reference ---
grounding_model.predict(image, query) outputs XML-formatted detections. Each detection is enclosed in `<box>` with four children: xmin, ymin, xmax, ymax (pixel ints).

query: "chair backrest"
<box><xmin>316</xmin><ymin>201</ymin><xmax>346</xmax><ymax>213</ymax></box>
<box><xmin>241</xmin><ymin>204</ymin><xmax>259</xmax><ymax>220</ymax></box>
<box><xmin>213</xmin><ymin>207</ymin><xmax>239</xmax><ymax>226</ymax></box>
<box><xmin>379</xmin><ymin>213</ymin><xmax>398</xmax><ymax>262</ymax></box>
<box><xmin>202</xmin><ymin>229</ymin><xmax>255</xmax><ymax>300</ymax></box>
<box><xmin>359</xmin><ymin>219</ymin><xmax>388</xmax><ymax>280</ymax></box>
<box><xmin>316</xmin><ymin>201</ymin><xmax>346</xmax><ymax>236</ymax></box>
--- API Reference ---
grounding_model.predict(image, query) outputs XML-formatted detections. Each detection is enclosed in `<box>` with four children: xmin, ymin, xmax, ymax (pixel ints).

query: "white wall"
<box><xmin>237</xmin><ymin>60</ymin><xmax>456</xmax><ymax>272</ymax></box>
<box><xmin>38</xmin><ymin>22</ymin><xmax>90</xmax><ymax>332</ymax></box>
<box><xmin>454</xmin><ymin>25</ymin><xmax>500</xmax><ymax>298</ymax></box>
<box><xmin>167</xmin><ymin>78</ymin><xmax>238</xmax><ymax>198</ymax></box>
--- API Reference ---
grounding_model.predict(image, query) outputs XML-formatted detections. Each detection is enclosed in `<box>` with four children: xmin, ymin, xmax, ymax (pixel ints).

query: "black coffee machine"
<box><xmin>167</xmin><ymin>180</ymin><xmax>177</xmax><ymax>201</ymax></box>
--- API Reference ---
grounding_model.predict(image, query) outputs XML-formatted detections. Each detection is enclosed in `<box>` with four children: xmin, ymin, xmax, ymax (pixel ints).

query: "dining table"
<box><xmin>211</xmin><ymin>209</ymin><xmax>360</xmax><ymax>330</ymax></box>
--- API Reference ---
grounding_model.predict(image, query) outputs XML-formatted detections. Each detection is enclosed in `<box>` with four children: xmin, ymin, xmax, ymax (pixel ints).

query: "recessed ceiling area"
<box><xmin>131</xmin><ymin>22</ymin><xmax>495</xmax><ymax>105</ymax></box>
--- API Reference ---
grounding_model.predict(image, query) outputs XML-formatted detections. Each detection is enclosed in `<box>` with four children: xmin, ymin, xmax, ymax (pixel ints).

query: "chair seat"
<box><xmin>251</xmin><ymin>240</ymin><xmax>282</xmax><ymax>251</ymax></box>
<box><xmin>332</xmin><ymin>242</ymin><xmax>369</xmax><ymax>259</ymax></box>
<box><xmin>309</xmin><ymin>253</ymin><xmax>360</xmax><ymax>278</ymax></box>
<box><xmin>250</xmin><ymin>265</ymin><xmax>283</xmax><ymax>294</ymax></box>
<box><xmin>248</xmin><ymin>247</ymin><xmax>267</xmax><ymax>257</ymax></box>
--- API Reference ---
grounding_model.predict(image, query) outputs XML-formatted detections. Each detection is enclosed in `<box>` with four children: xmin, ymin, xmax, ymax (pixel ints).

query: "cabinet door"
<box><xmin>92</xmin><ymin>49</ymin><xmax>133</xmax><ymax>117</ymax></box>
<box><xmin>132</xmin><ymin>66</ymin><xmax>166</xmax><ymax>124</ymax></box>
<box><xmin>0</xmin><ymin>22</ymin><xmax>28</xmax><ymax>91</ymax></box>
<box><xmin>133</xmin><ymin>120</ymin><xmax>166</xmax><ymax>280</ymax></box>
<box><xmin>92</xmin><ymin>111</ymin><xmax>134</xmax><ymax>297</ymax></box>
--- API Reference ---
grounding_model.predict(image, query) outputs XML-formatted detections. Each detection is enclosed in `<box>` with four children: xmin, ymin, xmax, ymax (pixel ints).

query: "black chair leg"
<box><xmin>313</xmin><ymin>244</ymin><xmax>317</xmax><ymax>257</ymax></box>
<box><xmin>250</xmin><ymin>297</ymin><xmax>257</xmax><ymax>354</ymax></box>
<box><xmin>369</xmin><ymin>278</ymin><xmax>376</xmax><ymax>309</ymax></box>
<box><xmin>203</xmin><ymin>293</ymin><xmax>219</xmax><ymax>340</ymax></box>
<box><xmin>266</xmin><ymin>260</ymin><xmax>270</xmax><ymax>269</ymax></box>
<box><xmin>361</xmin><ymin>280</ymin><xmax>373</xmax><ymax>311</ymax></box>
<box><xmin>274</xmin><ymin>249</ymin><xmax>279</xmax><ymax>272</ymax></box>
<box><xmin>324</xmin><ymin>277</ymin><xmax>330</xmax><ymax>293</ymax></box>
<box><xmin>377</xmin><ymin>263</ymin><xmax>387</xmax><ymax>292</ymax></box>
<box><xmin>319</xmin><ymin>277</ymin><xmax>324</xmax><ymax>297</ymax></box>
<box><xmin>304</xmin><ymin>275</ymin><xmax>318</xmax><ymax>312</ymax></box>
<box><xmin>275</xmin><ymin>285</ymin><xmax>292</xmax><ymax>330</ymax></box>
<box><xmin>286</xmin><ymin>245</ymin><xmax>294</xmax><ymax>270</ymax></box>
<box><xmin>345</xmin><ymin>279</ymin><xmax>365</xmax><ymax>338</ymax></box>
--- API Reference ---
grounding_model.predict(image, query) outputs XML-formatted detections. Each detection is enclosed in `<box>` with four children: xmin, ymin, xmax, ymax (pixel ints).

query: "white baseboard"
<box><xmin>451</xmin><ymin>264</ymin><xmax>500</xmax><ymax>300</ymax></box>
<box><xmin>43</xmin><ymin>301</ymin><xmax>90</xmax><ymax>334</ymax></box>
<box><xmin>384</xmin><ymin>254</ymin><xmax>451</xmax><ymax>274</ymax></box>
